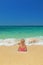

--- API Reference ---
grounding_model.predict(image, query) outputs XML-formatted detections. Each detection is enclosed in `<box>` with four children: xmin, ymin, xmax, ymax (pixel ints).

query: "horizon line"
<box><xmin>0</xmin><ymin>25</ymin><xmax>43</xmax><ymax>27</ymax></box>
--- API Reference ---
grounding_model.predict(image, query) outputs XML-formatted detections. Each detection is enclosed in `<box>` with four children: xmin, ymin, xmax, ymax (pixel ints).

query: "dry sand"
<box><xmin>0</xmin><ymin>45</ymin><xmax>43</xmax><ymax>65</ymax></box>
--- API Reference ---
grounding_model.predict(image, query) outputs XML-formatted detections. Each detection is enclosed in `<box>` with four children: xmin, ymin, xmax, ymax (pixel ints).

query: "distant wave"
<box><xmin>0</xmin><ymin>36</ymin><xmax>43</xmax><ymax>46</ymax></box>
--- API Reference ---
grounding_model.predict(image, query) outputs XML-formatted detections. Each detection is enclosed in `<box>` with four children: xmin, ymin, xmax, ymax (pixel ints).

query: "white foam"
<box><xmin>0</xmin><ymin>38</ymin><xmax>17</xmax><ymax>46</ymax></box>
<box><xmin>25</xmin><ymin>37</ymin><xmax>43</xmax><ymax>46</ymax></box>
<box><xmin>0</xmin><ymin>37</ymin><xmax>43</xmax><ymax>46</ymax></box>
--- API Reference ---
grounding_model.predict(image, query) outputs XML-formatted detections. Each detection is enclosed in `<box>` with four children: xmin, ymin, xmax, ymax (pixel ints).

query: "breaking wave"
<box><xmin>0</xmin><ymin>36</ymin><xmax>43</xmax><ymax>46</ymax></box>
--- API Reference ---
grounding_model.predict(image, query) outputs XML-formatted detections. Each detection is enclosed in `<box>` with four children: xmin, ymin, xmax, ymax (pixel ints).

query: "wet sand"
<box><xmin>0</xmin><ymin>45</ymin><xmax>43</xmax><ymax>65</ymax></box>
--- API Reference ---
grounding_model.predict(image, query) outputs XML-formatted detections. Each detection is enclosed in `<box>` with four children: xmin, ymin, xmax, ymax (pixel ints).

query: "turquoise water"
<box><xmin>0</xmin><ymin>26</ymin><xmax>43</xmax><ymax>39</ymax></box>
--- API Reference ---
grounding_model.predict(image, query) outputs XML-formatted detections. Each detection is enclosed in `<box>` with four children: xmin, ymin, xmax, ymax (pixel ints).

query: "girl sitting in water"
<box><xmin>18</xmin><ymin>39</ymin><xmax>27</xmax><ymax>52</ymax></box>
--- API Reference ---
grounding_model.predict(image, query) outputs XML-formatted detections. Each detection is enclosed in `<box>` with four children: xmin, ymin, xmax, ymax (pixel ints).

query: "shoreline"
<box><xmin>0</xmin><ymin>37</ymin><xmax>43</xmax><ymax>46</ymax></box>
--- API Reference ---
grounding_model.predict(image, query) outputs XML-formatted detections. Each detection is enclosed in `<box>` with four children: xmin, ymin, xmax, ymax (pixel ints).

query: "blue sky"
<box><xmin>0</xmin><ymin>0</ymin><xmax>43</xmax><ymax>25</ymax></box>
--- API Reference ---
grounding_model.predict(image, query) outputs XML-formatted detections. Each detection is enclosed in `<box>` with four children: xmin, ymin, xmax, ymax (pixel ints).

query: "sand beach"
<box><xmin>0</xmin><ymin>45</ymin><xmax>43</xmax><ymax>65</ymax></box>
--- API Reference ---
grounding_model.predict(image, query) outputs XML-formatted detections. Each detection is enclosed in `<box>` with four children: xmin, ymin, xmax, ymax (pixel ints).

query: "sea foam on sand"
<box><xmin>0</xmin><ymin>37</ymin><xmax>43</xmax><ymax>46</ymax></box>
<box><xmin>0</xmin><ymin>38</ymin><xmax>17</xmax><ymax>46</ymax></box>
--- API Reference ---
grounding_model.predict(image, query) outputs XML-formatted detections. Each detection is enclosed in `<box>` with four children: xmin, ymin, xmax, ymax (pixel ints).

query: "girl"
<box><xmin>18</xmin><ymin>39</ymin><xmax>27</xmax><ymax>52</ymax></box>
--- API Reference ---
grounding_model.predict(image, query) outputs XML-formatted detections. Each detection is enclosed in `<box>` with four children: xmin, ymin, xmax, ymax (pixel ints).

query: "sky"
<box><xmin>0</xmin><ymin>0</ymin><xmax>43</xmax><ymax>26</ymax></box>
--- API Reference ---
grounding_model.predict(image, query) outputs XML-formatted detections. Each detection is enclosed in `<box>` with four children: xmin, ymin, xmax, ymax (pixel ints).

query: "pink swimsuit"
<box><xmin>18</xmin><ymin>47</ymin><xmax>27</xmax><ymax>52</ymax></box>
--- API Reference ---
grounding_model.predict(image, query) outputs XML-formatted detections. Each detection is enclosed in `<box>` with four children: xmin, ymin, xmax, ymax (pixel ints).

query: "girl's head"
<box><xmin>18</xmin><ymin>39</ymin><xmax>25</xmax><ymax>46</ymax></box>
<box><xmin>20</xmin><ymin>39</ymin><xmax>25</xmax><ymax>43</ymax></box>
<box><xmin>20</xmin><ymin>39</ymin><xmax>25</xmax><ymax>45</ymax></box>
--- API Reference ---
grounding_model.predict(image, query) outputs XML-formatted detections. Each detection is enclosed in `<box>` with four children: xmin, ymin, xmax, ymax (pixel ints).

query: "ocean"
<box><xmin>0</xmin><ymin>26</ymin><xmax>43</xmax><ymax>46</ymax></box>
<box><xmin>0</xmin><ymin>26</ymin><xmax>43</xmax><ymax>38</ymax></box>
